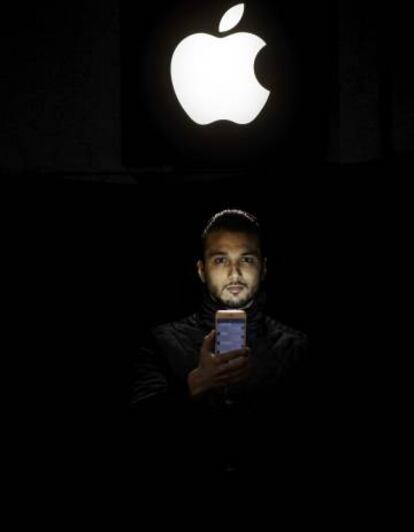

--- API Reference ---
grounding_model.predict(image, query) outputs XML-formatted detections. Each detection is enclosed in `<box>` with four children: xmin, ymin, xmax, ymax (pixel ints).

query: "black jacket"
<box><xmin>130</xmin><ymin>288</ymin><xmax>314</xmax><ymax>479</ymax></box>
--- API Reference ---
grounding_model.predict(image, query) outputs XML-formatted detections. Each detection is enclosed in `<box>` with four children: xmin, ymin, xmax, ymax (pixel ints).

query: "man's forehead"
<box><xmin>205</xmin><ymin>230</ymin><xmax>261</xmax><ymax>254</ymax></box>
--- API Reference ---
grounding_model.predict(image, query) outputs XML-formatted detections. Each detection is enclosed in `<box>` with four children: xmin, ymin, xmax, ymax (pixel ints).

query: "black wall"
<box><xmin>1</xmin><ymin>0</ymin><xmax>412</xmax><ymax>180</ymax></box>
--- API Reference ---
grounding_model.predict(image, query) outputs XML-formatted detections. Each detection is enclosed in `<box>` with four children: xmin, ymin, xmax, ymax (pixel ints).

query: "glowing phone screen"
<box><xmin>215</xmin><ymin>319</ymin><xmax>246</xmax><ymax>355</ymax></box>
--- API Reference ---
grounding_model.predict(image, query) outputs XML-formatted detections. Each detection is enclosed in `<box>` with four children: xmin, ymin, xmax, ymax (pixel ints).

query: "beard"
<box><xmin>219</xmin><ymin>294</ymin><xmax>253</xmax><ymax>308</ymax></box>
<box><xmin>209</xmin><ymin>285</ymin><xmax>258</xmax><ymax>309</ymax></box>
<box><xmin>226</xmin><ymin>299</ymin><xmax>254</xmax><ymax>309</ymax></box>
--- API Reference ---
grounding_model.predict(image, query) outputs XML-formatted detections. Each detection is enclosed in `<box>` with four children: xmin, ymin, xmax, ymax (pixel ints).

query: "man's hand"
<box><xmin>188</xmin><ymin>329</ymin><xmax>251</xmax><ymax>399</ymax></box>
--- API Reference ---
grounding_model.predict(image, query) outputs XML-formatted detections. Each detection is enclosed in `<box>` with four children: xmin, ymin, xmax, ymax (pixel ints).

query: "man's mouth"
<box><xmin>227</xmin><ymin>285</ymin><xmax>245</xmax><ymax>295</ymax></box>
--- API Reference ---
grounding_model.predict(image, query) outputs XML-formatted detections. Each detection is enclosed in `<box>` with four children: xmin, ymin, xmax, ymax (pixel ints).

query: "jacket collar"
<box><xmin>196</xmin><ymin>285</ymin><xmax>267</xmax><ymax>343</ymax></box>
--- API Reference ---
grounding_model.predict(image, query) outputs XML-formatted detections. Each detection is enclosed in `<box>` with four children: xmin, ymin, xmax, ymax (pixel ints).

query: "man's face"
<box><xmin>197</xmin><ymin>230</ymin><xmax>267</xmax><ymax>308</ymax></box>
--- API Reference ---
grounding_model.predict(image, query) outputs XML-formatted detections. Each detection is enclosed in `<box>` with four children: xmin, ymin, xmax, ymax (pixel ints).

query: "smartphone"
<box><xmin>215</xmin><ymin>310</ymin><xmax>246</xmax><ymax>355</ymax></box>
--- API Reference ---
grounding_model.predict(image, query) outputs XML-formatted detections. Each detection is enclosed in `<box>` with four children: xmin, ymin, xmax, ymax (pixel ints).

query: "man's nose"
<box><xmin>228</xmin><ymin>262</ymin><xmax>242</xmax><ymax>278</ymax></box>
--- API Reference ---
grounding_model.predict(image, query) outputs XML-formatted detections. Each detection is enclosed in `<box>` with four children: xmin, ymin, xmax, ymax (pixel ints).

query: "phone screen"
<box><xmin>215</xmin><ymin>319</ymin><xmax>246</xmax><ymax>355</ymax></box>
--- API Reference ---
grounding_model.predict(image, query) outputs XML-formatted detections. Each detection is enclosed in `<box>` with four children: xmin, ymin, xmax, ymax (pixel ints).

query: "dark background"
<box><xmin>1</xmin><ymin>0</ymin><xmax>412</xmax><ymax>177</ymax></box>
<box><xmin>3</xmin><ymin>0</ymin><xmax>411</xmax><ymax>499</ymax></box>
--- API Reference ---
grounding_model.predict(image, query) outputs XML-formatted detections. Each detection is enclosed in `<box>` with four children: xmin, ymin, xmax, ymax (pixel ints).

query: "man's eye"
<box><xmin>242</xmin><ymin>257</ymin><xmax>255</xmax><ymax>263</ymax></box>
<box><xmin>214</xmin><ymin>257</ymin><xmax>226</xmax><ymax>264</ymax></box>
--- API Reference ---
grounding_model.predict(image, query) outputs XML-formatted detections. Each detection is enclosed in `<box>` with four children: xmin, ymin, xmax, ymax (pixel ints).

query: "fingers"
<box><xmin>215</xmin><ymin>366</ymin><xmax>250</xmax><ymax>386</ymax></box>
<box><xmin>213</xmin><ymin>360</ymin><xmax>250</xmax><ymax>386</ymax></box>
<box><xmin>216</xmin><ymin>355</ymin><xmax>248</xmax><ymax>374</ymax></box>
<box><xmin>216</xmin><ymin>347</ymin><xmax>250</xmax><ymax>364</ymax></box>
<box><xmin>215</xmin><ymin>357</ymin><xmax>251</xmax><ymax>384</ymax></box>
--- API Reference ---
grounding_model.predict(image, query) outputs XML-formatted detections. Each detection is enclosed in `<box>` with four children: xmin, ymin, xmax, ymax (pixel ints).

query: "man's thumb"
<box><xmin>202</xmin><ymin>329</ymin><xmax>215</xmax><ymax>354</ymax></box>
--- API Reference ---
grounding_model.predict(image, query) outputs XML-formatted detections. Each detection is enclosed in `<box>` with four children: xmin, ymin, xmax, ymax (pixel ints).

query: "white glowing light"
<box><xmin>219</xmin><ymin>3</ymin><xmax>245</xmax><ymax>33</ymax></box>
<box><xmin>170</xmin><ymin>3</ymin><xmax>270</xmax><ymax>125</ymax></box>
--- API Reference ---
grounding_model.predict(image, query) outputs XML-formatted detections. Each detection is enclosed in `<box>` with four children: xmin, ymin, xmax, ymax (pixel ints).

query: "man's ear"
<box><xmin>261</xmin><ymin>257</ymin><xmax>268</xmax><ymax>281</ymax></box>
<box><xmin>196</xmin><ymin>260</ymin><xmax>206</xmax><ymax>283</ymax></box>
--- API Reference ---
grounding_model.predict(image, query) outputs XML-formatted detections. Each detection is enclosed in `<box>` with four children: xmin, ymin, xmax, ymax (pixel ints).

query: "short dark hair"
<box><xmin>200</xmin><ymin>209</ymin><xmax>264</xmax><ymax>258</ymax></box>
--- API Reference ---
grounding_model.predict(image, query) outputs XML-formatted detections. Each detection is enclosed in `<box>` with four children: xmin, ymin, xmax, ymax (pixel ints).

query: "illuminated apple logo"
<box><xmin>170</xmin><ymin>3</ymin><xmax>270</xmax><ymax>125</ymax></box>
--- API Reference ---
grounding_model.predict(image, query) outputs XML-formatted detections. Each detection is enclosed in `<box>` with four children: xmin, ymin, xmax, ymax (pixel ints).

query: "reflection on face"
<box><xmin>197</xmin><ymin>230</ymin><xmax>267</xmax><ymax>308</ymax></box>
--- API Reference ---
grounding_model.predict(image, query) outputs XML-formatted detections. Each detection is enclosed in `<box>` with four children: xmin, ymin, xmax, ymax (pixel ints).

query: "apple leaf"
<box><xmin>218</xmin><ymin>3</ymin><xmax>245</xmax><ymax>33</ymax></box>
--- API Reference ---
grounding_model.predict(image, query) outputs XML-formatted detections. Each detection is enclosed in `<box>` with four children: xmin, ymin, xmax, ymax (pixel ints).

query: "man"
<box><xmin>130</xmin><ymin>209</ymin><xmax>312</xmax><ymax>479</ymax></box>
